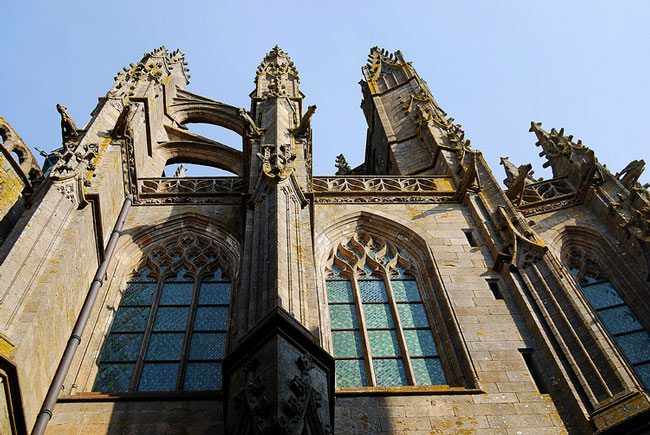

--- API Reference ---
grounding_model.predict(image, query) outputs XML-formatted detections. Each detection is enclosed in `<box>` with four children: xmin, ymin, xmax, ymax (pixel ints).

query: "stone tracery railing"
<box><xmin>312</xmin><ymin>176</ymin><xmax>455</xmax><ymax>203</ymax></box>
<box><xmin>136</xmin><ymin>177</ymin><xmax>244</xmax><ymax>204</ymax></box>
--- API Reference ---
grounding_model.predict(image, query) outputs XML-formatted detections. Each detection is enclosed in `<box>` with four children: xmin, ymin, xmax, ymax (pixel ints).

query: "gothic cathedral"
<box><xmin>0</xmin><ymin>46</ymin><xmax>649</xmax><ymax>434</ymax></box>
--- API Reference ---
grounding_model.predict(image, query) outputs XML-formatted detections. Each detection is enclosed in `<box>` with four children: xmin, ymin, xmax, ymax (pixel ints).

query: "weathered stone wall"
<box><xmin>48</xmin><ymin>400</ymin><xmax>222</xmax><ymax>434</ymax></box>
<box><xmin>0</xmin><ymin>153</ymin><xmax>25</xmax><ymax>223</ymax></box>
<box><xmin>314</xmin><ymin>202</ymin><xmax>566</xmax><ymax>433</ymax></box>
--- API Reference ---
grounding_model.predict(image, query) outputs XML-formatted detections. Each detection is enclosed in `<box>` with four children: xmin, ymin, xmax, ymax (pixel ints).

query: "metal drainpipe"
<box><xmin>32</xmin><ymin>194</ymin><xmax>133</xmax><ymax>435</ymax></box>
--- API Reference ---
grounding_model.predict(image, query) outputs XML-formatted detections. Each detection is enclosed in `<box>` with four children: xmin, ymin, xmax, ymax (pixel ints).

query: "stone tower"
<box><xmin>0</xmin><ymin>46</ymin><xmax>648</xmax><ymax>434</ymax></box>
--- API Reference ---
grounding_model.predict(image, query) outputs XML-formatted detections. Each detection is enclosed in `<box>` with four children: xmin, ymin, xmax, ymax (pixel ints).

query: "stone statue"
<box><xmin>56</xmin><ymin>104</ymin><xmax>79</xmax><ymax>143</ymax></box>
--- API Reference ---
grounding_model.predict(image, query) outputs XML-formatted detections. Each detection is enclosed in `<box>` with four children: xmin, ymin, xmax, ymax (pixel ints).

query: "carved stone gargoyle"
<box><xmin>111</xmin><ymin>104</ymin><xmax>134</xmax><ymax>140</ymax></box>
<box><xmin>292</xmin><ymin>105</ymin><xmax>317</xmax><ymax>138</ymax></box>
<box><xmin>56</xmin><ymin>104</ymin><xmax>79</xmax><ymax>144</ymax></box>
<box><xmin>500</xmin><ymin>157</ymin><xmax>537</xmax><ymax>206</ymax></box>
<box><xmin>616</xmin><ymin>159</ymin><xmax>646</xmax><ymax>190</ymax></box>
<box><xmin>239</xmin><ymin>108</ymin><xmax>265</xmax><ymax>138</ymax></box>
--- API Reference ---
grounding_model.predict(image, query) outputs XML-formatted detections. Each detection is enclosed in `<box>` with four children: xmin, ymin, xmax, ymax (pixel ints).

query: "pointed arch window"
<box><xmin>93</xmin><ymin>232</ymin><xmax>233</xmax><ymax>393</ymax></box>
<box><xmin>325</xmin><ymin>233</ymin><xmax>447</xmax><ymax>388</ymax></box>
<box><xmin>566</xmin><ymin>247</ymin><xmax>650</xmax><ymax>389</ymax></box>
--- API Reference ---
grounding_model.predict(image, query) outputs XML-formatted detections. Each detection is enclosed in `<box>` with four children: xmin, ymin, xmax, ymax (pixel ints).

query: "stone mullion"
<box><xmin>384</xmin><ymin>272</ymin><xmax>416</xmax><ymax>385</ymax></box>
<box><xmin>129</xmin><ymin>276</ymin><xmax>165</xmax><ymax>392</ymax></box>
<box><xmin>351</xmin><ymin>273</ymin><xmax>376</xmax><ymax>386</ymax></box>
<box><xmin>177</xmin><ymin>275</ymin><xmax>201</xmax><ymax>391</ymax></box>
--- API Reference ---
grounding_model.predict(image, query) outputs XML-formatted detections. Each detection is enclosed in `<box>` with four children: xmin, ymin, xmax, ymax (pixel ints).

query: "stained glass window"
<box><xmin>326</xmin><ymin>233</ymin><xmax>447</xmax><ymax>388</ymax></box>
<box><xmin>93</xmin><ymin>233</ymin><xmax>233</xmax><ymax>393</ymax></box>
<box><xmin>568</xmin><ymin>263</ymin><xmax>650</xmax><ymax>389</ymax></box>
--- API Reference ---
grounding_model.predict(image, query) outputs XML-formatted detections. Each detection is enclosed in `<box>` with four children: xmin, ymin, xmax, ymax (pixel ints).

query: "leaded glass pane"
<box><xmin>373</xmin><ymin>359</ymin><xmax>408</xmax><ymax>386</ymax></box>
<box><xmin>392</xmin><ymin>265</ymin><xmax>410</xmax><ymax>279</ymax></box>
<box><xmin>397</xmin><ymin>303</ymin><xmax>429</xmax><ymax>328</ymax></box>
<box><xmin>581</xmin><ymin>282</ymin><xmax>624</xmax><ymax>309</ymax></box>
<box><xmin>171</xmin><ymin>268</ymin><xmax>192</xmax><ymax>281</ymax></box>
<box><xmin>100</xmin><ymin>333</ymin><xmax>143</xmax><ymax>362</ymax></box>
<box><xmin>335</xmin><ymin>360</ymin><xmax>368</xmax><ymax>388</ymax></box>
<box><xmin>121</xmin><ymin>282</ymin><xmax>156</xmax><ymax>305</ymax></box>
<box><xmin>391</xmin><ymin>280</ymin><xmax>421</xmax><ymax>302</ymax></box>
<box><xmin>329</xmin><ymin>304</ymin><xmax>358</xmax><ymax>329</ymax></box>
<box><xmin>194</xmin><ymin>306</ymin><xmax>229</xmax><ymax>331</ymax></box>
<box><xmin>368</xmin><ymin>330</ymin><xmax>401</xmax><ymax>357</ymax></box>
<box><xmin>145</xmin><ymin>333</ymin><xmax>184</xmax><ymax>361</ymax></box>
<box><xmin>198</xmin><ymin>282</ymin><xmax>230</xmax><ymax>305</ymax></box>
<box><xmin>598</xmin><ymin>305</ymin><xmax>643</xmax><ymax>335</ymax></box>
<box><xmin>404</xmin><ymin>329</ymin><xmax>438</xmax><ymax>356</ymax></box>
<box><xmin>153</xmin><ymin>307</ymin><xmax>190</xmax><ymax>331</ymax></box>
<box><xmin>332</xmin><ymin>331</ymin><xmax>364</xmax><ymax>358</ymax></box>
<box><xmin>132</xmin><ymin>267</ymin><xmax>155</xmax><ymax>281</ymax></box>
<box><xmin>636</xmin><ymin>363</ymin><xmax>650</xmax><ymax>389</ymax></box>
<box><xmin>93</xmin><ymin>363</ymin><xmax>134</xmax><ymax>392</ymax></box>
<box><xmin>580</xmin><ymin>273</ymin><xmax>601</xmax><ymax>286</ymax></box>
<box><xmin>411</xmin><ymin>358</ymin><xmax>446</xmax><ymax>385</ymax></box>
<box><xmin>184</xmin><ymin>362</ymin><xmax>221</xmax><ymax>391</ymax></box>
<box><xmin>330</xmin><ymin>264</ymin><xmax>343</xmax><ymax>278</ymax></box>
<box><xmin>363</xmin><ymin>304</ymin><xmax>394</xmax><ymax>329</ymax></box>
<box><xmin>111</xmin><ymin>307</ymin><xmax>150</xmax><ymax>332</ymax></box>
<box><xmin>358</xmin><ymin>280</ymin><xmax>388</xmax><ymax>302</ymax></box>
<box><xmin>189</xmin><ymin>332</ymin><xmax>226</xmax><ymax>360</ymax></box>
<box><xmin>327</xmin><ymin>280</ymin><xmax>354</xmax><ymax>303</ymax></box>
<box><xmin>138</xmin><ymin>363</ymin><xmax>179</xmax><ymax>391</ymax></box>
<box><xmin>210</xmin><ymin>268</ymin><xmax>224</xmax><ymax>281</ymax></box>
<box><xmin>615</xmin><ymin>331</ymin><xmax>650</xmax><ymax>364</ymax></box>
<box><xmin>159</xmin><ymin>282</ymin><xmax>193</xmax><ymax>305</ymax></box>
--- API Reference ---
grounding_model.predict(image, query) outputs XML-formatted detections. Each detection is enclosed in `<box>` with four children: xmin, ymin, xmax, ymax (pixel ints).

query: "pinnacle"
<box><xmin>256</xmin><ymin>45</ymin><xmax>299</xmax><ymax>77</ymax></box>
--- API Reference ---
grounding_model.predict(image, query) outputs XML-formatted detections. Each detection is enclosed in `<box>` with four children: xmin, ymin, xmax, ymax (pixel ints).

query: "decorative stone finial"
<box><xmin>334</xmin><ymin>154</ymin><xmax>351</xmax><ymax>175</ymax></box>
<box><xmin>255</xmin><ymin>46</ymin><xmax>300</xmax><ymax>98</ymax></box>
<box><xmin>173</xmin><ymin>164</ymin><xmax>187</xmax><ymax>178</ymax></box>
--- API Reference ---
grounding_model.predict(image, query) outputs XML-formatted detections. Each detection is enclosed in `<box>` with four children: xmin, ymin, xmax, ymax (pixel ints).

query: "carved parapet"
<box><xmin>136</xmin><ymin>176</ymin><xmax>244</xmax><ymax>205</ymax></box>
<box><xmin>224</xmin><ymin>308</ymin><xmax>334</xmax><ymax>435</ymax></box>
<box><xmin>504</xmin><ymin>177</ymin><xmax>579</xmax><ymax>216</ymax></box>
<box><xmin>313</xmin><ymin>176</ymin><xmax>455</xmax><ymax>204</ymax></box>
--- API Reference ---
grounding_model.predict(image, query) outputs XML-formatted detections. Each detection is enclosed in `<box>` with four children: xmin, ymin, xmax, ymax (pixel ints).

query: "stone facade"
<box><xmin>0</xmin><ymin>46</ymin><xmax>648</xmax><ymax>434</ymax></box>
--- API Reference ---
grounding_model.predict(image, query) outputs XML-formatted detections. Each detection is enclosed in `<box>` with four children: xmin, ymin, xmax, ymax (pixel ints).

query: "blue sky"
<box><xmin>2</xmin><ymin>1</ymin><xmax>649</xmax><ymax>183</ymax></box>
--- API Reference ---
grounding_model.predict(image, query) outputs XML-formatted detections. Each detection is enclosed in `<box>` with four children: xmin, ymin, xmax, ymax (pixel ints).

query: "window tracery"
<box><xmin>565</xmin><ymin>246</ymin><xmax>650</xmax><ymax>389</ymax></box>
<box><xmin>93</xmin><ymin>232</ymin><xmax>233</xmax><ymax>393</ymax></box>
<box><xmin>325</xmin><ymin>233</ymin><xmax>447</xmax><ymax>388</ymax></box>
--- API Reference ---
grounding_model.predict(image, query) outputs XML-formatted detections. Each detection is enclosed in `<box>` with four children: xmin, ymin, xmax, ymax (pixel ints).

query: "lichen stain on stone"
<box><xmin>456</xmin><ymin>416</ymin><xmax>478</xmax><ymax>427</ymax></box>
<box><xmin>360</xmin><ymin>414</ymin><xmax>369</xmax><ymax>430</ymax></box>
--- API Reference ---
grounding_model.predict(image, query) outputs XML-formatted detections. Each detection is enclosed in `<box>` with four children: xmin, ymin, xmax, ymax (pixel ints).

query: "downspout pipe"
<box><xmin>32</xmin><ymin>194</ymin><xmax>133</xmax><ymax>435</ymax></box>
